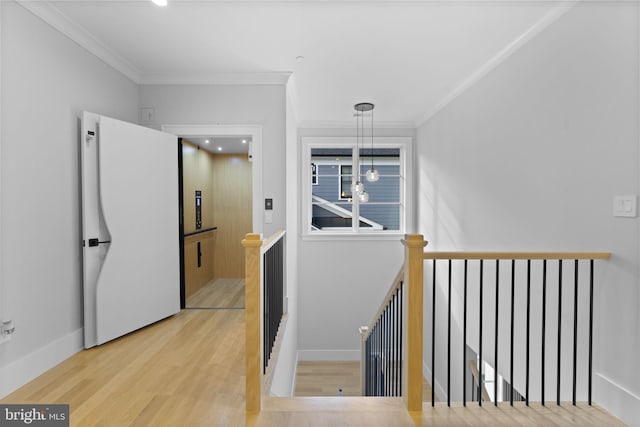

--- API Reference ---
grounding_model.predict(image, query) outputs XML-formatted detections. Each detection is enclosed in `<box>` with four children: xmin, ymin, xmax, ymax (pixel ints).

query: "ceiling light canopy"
<box><xmin>151</xmin><ymin>0</ymin><xmax>168</xmax><ymax>6</ymax></box>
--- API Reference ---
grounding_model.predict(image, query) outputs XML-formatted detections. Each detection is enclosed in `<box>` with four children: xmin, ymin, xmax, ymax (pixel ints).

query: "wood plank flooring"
<box><xmin>1</xmin><ymin>310</ymin><xmax>247</xmax><ymax>426</ymax></box>
<box><xmin>1</xmin><ymin>308</ymin><xmax>627</xmax><ymax>426</ymax></box>
<box><xmin>186</xmin><ymin>277</ymin><xmax>244</xmax><ymax>308</ymax></box>
<box><xmin>294</xmin><ymin>360</ymin><xmax>435</xmax><ymax>403</ymax></box>
<box><xmin>295</xmin><ymin>361</ymin><xmax>361</xmax><ymax>396</ymax></box>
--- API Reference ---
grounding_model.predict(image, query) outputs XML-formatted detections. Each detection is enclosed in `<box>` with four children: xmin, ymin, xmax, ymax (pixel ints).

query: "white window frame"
<box><xmin>301</xmin><ymin>136</ymin><xmax>413</xmax><ymax>240</ymax></box>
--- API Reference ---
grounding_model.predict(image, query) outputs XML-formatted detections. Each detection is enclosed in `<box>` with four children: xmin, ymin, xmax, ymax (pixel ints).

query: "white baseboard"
<box><xmin>594</xmin><ymin>372</ymin><xmax>640</xmax><ymax>427</ymax></box>
<box><xmin>423</xmin><ymin>361</ymin><xmax>446</xmax><ymax>403</ymax></box>
<box><xmin>0</xmin><ymin>328</ymin><xmax>84</xmax><ymax>399</ymax></box>
<box><xmin>297</xmin><ymin>349</ymin><xmax>360</xmax><ymax>361</ymax></box>
<box><xmin>289</xmin><ymin>351</ymin><xmax>299</xmax><ymax>397</ymax></box>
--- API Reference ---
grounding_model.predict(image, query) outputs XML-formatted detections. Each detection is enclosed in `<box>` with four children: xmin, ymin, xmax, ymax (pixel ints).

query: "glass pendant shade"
<box><xmin>358</xmin><ymin>190</ymin><xmax>369</xmax><ymax>203</ymax></box>
<box><xmin>351</xmin><ymin>180</ymin><xmax>364</xmax><ymax>194</ymax></box>
<box><xmin>366</xmin><ymin>168</ymin><xmax>379</xmax><ymax>182</ymax></box>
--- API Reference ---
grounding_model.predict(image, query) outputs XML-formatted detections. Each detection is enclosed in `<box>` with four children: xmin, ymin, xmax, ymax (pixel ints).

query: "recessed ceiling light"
<box><xmin>296</xmin><ymin>56</ymin><xmax>305</xmax><ymax>62</ymax></box>
<box><xmin>151</xmin><ymin>0</ymin><xmax>167</xmax><ymax>6</ymax></box>
<box><xmin>217</xmin><ymin>147</ymin><xmax>222</xmax><ymax>151</ymax></box>
<box><xmin>242</xmin><ymin>139</ymin><xmax>247</xmax><ymax>144</ymax></box>
<box><xmin>205</xmin><ymin>139</ymin><xmax>210</xmax><ymax>144</ymax></box>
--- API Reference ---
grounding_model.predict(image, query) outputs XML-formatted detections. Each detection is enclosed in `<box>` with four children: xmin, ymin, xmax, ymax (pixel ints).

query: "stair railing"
<box><xmin>360</xmin><ymin>234</ymin><xmax>427</xmax><ymax>412</ymax></box>
<box><xmin>362</xmin><ymin>234</ymin><xmax>611</xmax><ymax>414</ymax></box>
<box><xmin>424</xmin><ymin>250</ymin><xmax>611</xmax><ymax>408</ymax></box>
<box><xmin>242</xmin><ymin>230</ymin><xmax>286</xmax><ymax>412</ymax></box>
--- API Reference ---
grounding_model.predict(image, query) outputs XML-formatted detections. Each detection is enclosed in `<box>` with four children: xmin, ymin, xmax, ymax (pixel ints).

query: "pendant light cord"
<box><xmin>370</xmin><ymin>108</ymin><xmax>374</xmax><ymax>171</ymax></box>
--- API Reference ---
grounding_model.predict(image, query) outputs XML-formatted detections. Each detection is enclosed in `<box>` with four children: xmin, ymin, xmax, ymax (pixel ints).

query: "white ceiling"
<box><xmin>187</xmin><ymin>136</ymin><xmax>251</xmax><ymax>154</ymax></box>
<box><xmin>33</xmin><ymin>0</ymin><xmax>569</xmax><ymax>126</ymax></box>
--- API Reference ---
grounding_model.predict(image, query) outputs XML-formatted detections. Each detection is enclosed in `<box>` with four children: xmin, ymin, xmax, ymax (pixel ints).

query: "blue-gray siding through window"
<box><xmin>311</xmin><ymin>163</ymin><xmax>400</xmax><ymax>230</ymax></box>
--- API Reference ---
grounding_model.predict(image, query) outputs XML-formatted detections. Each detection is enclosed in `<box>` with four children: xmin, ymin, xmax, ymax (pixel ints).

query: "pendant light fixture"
<box><xmin>353</xmin><ymin>102</ymin><xmax>375</xmax><ymax>202</ymax></box>
<box><xmin>363</xmin><ymin>103</ymin><xmax>379</xmax><ymax>182</ymax></box>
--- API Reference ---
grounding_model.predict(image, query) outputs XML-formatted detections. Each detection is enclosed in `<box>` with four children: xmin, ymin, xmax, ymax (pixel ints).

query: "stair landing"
<box><xmin>247</xmin><ymin>397</ymin><xmax>627</xmax><ymax>427</ymax></box>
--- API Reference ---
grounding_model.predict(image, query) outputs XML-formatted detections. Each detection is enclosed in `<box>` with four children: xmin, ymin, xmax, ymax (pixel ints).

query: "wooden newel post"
<box><xmin>403</xmin><ymin>234</ymin><xmax>427</xmax><ymax>412</ymax></box>
<box><xmin>242</xmin><ymin>233</ymin><xmax>263</xmax><ymax>413</ymax></box>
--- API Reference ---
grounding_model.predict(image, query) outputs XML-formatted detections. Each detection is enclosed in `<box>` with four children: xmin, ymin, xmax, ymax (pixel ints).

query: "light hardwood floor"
<box><xmin>294</xmin><ymin>361</ymin><xmax>435</xmax><ymax>403</ymax></box>
<box><xmin>295</xmin><ymin>361</ymin><xmax>361</xmax><ymax>396</ymax></box>
<box><xmin>1</xmin><ymin>308</ymin><xmax>626</xmax><ymax>426</ymax></box>
<box><xmin>186</xmin><ymin>277</ymin><xmax>245</xmax><ymax>308</ymax></box>
<box><xmin>1</xmin><ymin>310</ymin><xmax>247</xmax><ymax>426</ymax></box>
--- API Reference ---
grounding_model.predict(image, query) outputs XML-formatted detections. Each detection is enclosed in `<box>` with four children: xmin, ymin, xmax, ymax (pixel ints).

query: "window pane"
<box><xmin>312</xmin><ymin>203</ymin><xmax>353</xmax><ymax>229</ymax></box>
<box><xmin>357</xmin><ymin>175</ymin><xmax>401</xmax><ymax>203</ymax></box>
<box><xmin>359</xmin><ymin>204</ymin><xmax>401</xmax><ymax>231</ymax></box>
<box><xmin>311</xmin><ymin>148</ymin><xmax>354</xmax><ymax>201</ymax></box>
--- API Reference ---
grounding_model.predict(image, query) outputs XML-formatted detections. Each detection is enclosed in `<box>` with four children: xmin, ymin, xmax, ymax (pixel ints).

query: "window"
<box><xmin>302</xmin><ymin>137</ymin><xmax>412</xmax><ymax>237</ymax></box>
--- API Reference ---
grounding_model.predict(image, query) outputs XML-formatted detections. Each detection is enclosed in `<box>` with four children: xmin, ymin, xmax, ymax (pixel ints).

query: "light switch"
<box><xmin>265</xmin><ymin>210</ymin><xmax>273</xmax><ymax>224</ymax></box>
<box><xmin>139</xmin><ymin>107</ymin><xmax>155</xmax><ymax>123</ymax></box>
<box><xmin>613</xmin><ymin>195</ymin><xmax>637</xmax><ymax>218</ymax></box>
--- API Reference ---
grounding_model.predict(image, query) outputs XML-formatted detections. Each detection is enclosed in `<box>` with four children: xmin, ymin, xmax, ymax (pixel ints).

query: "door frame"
<box><xmin>163</xmin><ymin>124</ymin><xmax>263</xmax><ymax>308</ymax></box>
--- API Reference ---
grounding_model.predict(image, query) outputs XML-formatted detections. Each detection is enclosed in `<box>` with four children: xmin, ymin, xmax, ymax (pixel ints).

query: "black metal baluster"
<box><xmin>372</xmin><ymin>322</ymin><xmax>376</xmax><ymax>396</ymax></box>
<box><xmin>448</xmin><ymin>259</ymin><xmax>452</xmax><ymax>406</ymax></box>
<box><xmin>374</xmin><ymin>322</ymin><xmax>378</xmax><ymax>396</ymax></box>
<box><xmin>399</xmin><ymin>283</ymin><xmax>403</xmax><ymax>396</ymax></box>
<box><xmin>526</xmin><ymin>259</ymin><xmax>531</xmax><ymax>406</ymax></box>
<box><xmin>378</xmin><ymin>318</ymin><xmax>382</xmax><ymax>396</ymax></box>
<box><xmin>542</xmin><ymin>259</ymin><xmax>547</xmax><ymax>406</ymax></box>
<box><xmin>510</xmin><ymin>259</ymin><xmax>515</xmax><ymax>406</ymax></box>
<box><xmin>383</xmin><ymin>308</ymin><xmax>386</xmax><ymax>396</ymax></box>
<box><xmin>588</xmin><ymin>260</ymin><xmax>594</xmax><ymax>406</ymax></box>
<box><xmin>377</xmin><ymin>319</ymin><xmax>380</xmax><ymax>396</ymax></box>
<box><xmin>557</xmin><ymin>259</ymin><xmax>563</xmax><ymax>405</ymax></box>
<box><xmin>394</xmin><ymin>291</ymin><xmax>398</xmax><ymax>396</ymax></box>
<box><xmin>392</xmin><ymin>291</ymin><xmax>396</xmax><ymax>396</ymax></box>
<box><xmin>380</xmin><ymin>310</ymin><xmax>386</xmax><ymax>396</ymax></box>
<box><xmin>432</xmin><ymin>259</ymin><xmax>436</xmax><ymax>407</ymax></box>
<box><xmin>386</xmin><ymin>305</ymin><xmax>390</xmax><ymax>396</ymax></box>
<box><xmin>390</xmin><ymin>295</ymin><xmax>394</xmax><ymax>396</ymax></box>
<box><xmin>573</xmin><ymin>259</ymin><xmax>578</xmax><ymax>406</ymax></box>
<box><xmin>263</xmin><ymin>252</ymin><xmax>268</xmax><ymax>373</ymax></box>
<box><xmin>495</xmin><ymin>259</ymin><xmax>499</xmax><ymax>406</ymax></box>
<box><xmin>366</xmin><ymin>336</ymin><xmax>370</xmax><ymax>395</ymax></box>
<box><xmin>463</xmin><ymin>259</ymin><xmax>468</xmax><ymax>406</ymax></box>
<box><xmin>370</xmin><ymin>324</ymin><xmax>374</xmax><ymax>396</ymax></box>
<box><xmin>397</xmin><ymin>288</ymin><xmax>400</xmax><ymax>396</ymax></box>
<box><xmin>479</xmin><ymin>259</ymin><xmax>484</xmax><ymax>407</ymax></box>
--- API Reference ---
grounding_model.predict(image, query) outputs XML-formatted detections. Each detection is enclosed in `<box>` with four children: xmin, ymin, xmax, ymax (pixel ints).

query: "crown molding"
<box><xmin>139</xmin><ymin>72</ymin><xmax>292</xmax><ymax>85</ymax></box>
<box><xmin>17</xmin><ymin>1</ymin><xmax>292</xmax><ymax>87</ymax></box>
<box><xmin>298</xmin><ymin>120</ymin><xmax>415</xmax><ymax>129</ymax></box>
<box><xmin>17</xmin><ymin>0</ymin><xmax>142</xmax><ymax>83</ymax></box>
<box><xmin>414</xmin><ymin>0</ymin><xmax>579</xmax><ymax>128</ymax></box>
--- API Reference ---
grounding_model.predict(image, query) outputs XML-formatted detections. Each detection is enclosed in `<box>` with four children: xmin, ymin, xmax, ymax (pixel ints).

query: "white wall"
<box><xmin>416</xmin><ymin>2</ymin><xmax>640</xmax><ymax>424</ymax></box>
<box><xmin>0</xmin><ymin>2</ymin><xmax>138</xmax><ymax>397</ymax></box>
<box><xmin>268</xmin><ymin>79</ymin><xmax>299</xmax><ymax>396</ymax></box>
<box><xmin>138</xmin><ymin>84</ymin><xmax>287</xmax><ymax>237</ymax></box>
<box><xmin>297</xmin><ymin>127</ymin><xmax>415</xmax><ymax>360</ymax></box>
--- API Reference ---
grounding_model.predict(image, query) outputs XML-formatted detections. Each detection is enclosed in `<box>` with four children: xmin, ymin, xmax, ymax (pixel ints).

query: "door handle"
<box><xmin>86</xmin><ymin>238</ymin><xmax>112</xmax><ymax>247</ymax></box>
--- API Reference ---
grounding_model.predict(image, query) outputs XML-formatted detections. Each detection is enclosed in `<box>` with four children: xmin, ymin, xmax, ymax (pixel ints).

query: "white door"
<box><xmin>81</xmin><ymin>112</ymin><xmax>180</xmax><ymax>348</ymax></box>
